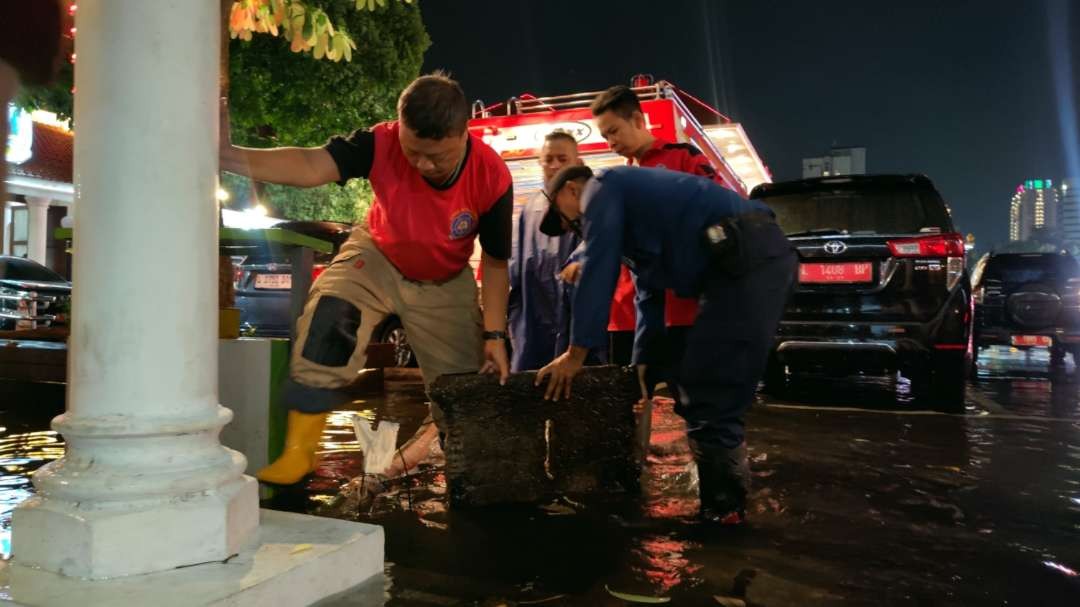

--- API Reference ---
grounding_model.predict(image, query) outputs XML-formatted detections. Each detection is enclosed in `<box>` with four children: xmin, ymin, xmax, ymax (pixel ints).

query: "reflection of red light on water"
<box><xmin>645</xmin><ymin>497</ymin><xmax>698</xmax><ymax>519</ymax></box>
<box><xmin>633</xmin><ymin>536</ymin><xmax>702</xmax><ymax>592</ymax></box>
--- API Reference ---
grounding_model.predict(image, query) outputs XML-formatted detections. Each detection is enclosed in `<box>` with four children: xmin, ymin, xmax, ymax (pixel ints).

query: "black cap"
<box><xmin>539</xmin><ymin>165</ymin><xmax>594</xmax><ymax>237</ymax></box>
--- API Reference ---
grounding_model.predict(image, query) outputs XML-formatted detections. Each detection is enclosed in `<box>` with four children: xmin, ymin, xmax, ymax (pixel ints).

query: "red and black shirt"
<box><xmin>324</xmin><ymin>122</ymin><xmax>512</xmax><ymax>282</ymax></box>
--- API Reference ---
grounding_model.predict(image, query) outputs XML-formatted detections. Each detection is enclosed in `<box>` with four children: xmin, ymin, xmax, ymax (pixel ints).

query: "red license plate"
<box><xmin>1011</xmin><ymin>335</ymin><xmax>1052</xmax><ymax>347</ymax></box>
<box><xmin>799</xmin><ymin>262</ymin><xmax>873</xmax><ymax>284</ymax></box>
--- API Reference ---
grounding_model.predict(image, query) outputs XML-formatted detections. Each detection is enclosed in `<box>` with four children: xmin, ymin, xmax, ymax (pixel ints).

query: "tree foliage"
<box><xmin>228</xmin><ymin>0</ymin><xmax>414</xmax><ymax>61</ymax></box>
<box><xmin>228</xmin><ymin>0</ymin><xmax>427</xmax><ymax>149</ymax></box>
<box><xmin>16</xmin><ymin>0</ymin><xmax>428</xmax><ymax>224</ymax></box>
<box><xmin>226</xmin><ymin>0</ymin><xmax>428</xmax><ymax>221</ymax></box>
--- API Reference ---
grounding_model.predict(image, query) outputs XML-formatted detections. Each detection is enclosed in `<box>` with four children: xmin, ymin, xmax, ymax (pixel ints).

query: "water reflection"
<box><xmin>1</xmin><ymin>357</ymin><xmax>1079</xmax><ymax>605</ymax></box>
<box><xmin>0</xmin><ymin>430</ymin><xmax>64</xmax><ymax>558</ymax></box>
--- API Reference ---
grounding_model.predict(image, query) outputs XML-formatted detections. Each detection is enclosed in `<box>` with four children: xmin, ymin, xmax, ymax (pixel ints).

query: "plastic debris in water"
<box><xmin>352</xmin><ymin>415</ymin><xmax>401</xmax><ymax>474</ymax></box>
<box><xmin>1043</xmin><ymin>561</ymin><xmax>1078</xmax><ymax>576</ymax></box>
<box><xmin>604</xmin><ymin>585</ymin><xmax>671</xmax><ymax>603</ymax></box>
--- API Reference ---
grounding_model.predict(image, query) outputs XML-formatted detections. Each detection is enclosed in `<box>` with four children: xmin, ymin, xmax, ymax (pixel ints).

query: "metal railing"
<box><xmin>472</xmin><ymin>83</ymin><xmax>671</xmax><ymax>118</ymax></box>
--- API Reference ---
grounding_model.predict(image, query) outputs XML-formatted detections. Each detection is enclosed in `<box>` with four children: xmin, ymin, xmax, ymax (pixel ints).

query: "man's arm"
<box><xmin>477</xmin><ymin>185</ymin><xmax>514</xmax><ymax>383</ymax></box>
<box><xmin>507</xmin><ymin>208</ymin><xmax>525</xmax><ymax>318</ymax></box>
<box><xmin>537</xmin><ymin>183</ymin><xmax>624</xmax><ymax>400</ymax></box>
<box><xmin>481</xmin><ymin>252</ymin><xmax>510</xmax><ymax>336</ymax></box>
<box><xmin>220</xmin><ymin>145</ymin><xmax>341</xmax><ymax>187</ymax></box>
<box><xmin>219</xmin><ymin>100</ymin><xmax>360</xmax><ymax>187</ymax></box>
<box><xmin>478</xmin><ymin>186</ymin><xmax>513</xmax><ymax>331</ymax></box>
<box><xmin>569</xmin><ymin>184</ymin><xmax>625</xmax><ymax>351</ymax></box>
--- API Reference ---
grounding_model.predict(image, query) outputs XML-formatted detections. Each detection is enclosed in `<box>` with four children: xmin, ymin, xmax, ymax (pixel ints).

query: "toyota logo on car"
<box><xmin>823</xmin><ymin>240</ymin><xmax>847</xmax><ymax>255</ymax></box>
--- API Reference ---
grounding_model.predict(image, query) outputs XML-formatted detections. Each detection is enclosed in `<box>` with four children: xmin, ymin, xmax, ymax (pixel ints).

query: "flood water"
<box><xmin>2</xmin><ymin>347</ymin><xmax>1080</xmax><ymax>605</ymax></box>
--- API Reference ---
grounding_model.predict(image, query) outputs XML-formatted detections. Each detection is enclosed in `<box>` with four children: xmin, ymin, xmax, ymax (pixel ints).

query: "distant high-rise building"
<box><xmin>1061</xmin><ymin>178</ymin><xmax>1080</xmax><ymax>243</ymax></box>
<box><xmin>1009</xmin><ymin>179</ymin><xmax>1061</xmax><ymax>242</ymax></box>
<box><xmin>802</xmin><ymin>147</ymin><xmax>867</xmax><ymax>178</ymax></box>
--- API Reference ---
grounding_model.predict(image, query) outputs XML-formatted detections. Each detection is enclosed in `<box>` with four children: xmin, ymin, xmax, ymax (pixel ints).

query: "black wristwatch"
<box><xmin>482</xmin><ymin>330</ymin><xmax>508</xmax><ymax>341</ymax></box>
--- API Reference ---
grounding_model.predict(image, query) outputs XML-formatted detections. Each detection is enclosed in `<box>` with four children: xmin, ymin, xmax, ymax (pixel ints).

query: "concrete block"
<box><xmin>430</xmin><ymin>366</ymin><xmax>642</xmax><ymax>507</ymax></box>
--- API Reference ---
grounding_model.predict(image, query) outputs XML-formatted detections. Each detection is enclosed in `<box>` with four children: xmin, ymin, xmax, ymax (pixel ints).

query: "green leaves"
<box><xmin>228</xmin><ymin>0</ymin><xmax>410</xmax><ymax>61</ymax></box>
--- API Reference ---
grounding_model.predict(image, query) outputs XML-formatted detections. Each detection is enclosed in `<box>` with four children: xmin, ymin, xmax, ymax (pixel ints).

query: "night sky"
<box><xmin>419</xmin><ymin>0</ymin><xmax>1080</xmax><ymax>248</ymax></box>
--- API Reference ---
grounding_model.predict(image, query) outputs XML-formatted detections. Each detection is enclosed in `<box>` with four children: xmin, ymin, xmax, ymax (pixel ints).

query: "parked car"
<box><xmin>751</xmin><ymin>175</ymin><xmax>972</xmax><ymax>411</ymax></box>
<box><xmin>0</xmin><ymin>256</ymin><xmax>71</xmax><ymax>331</ymax></box>
<box><xmin>232</xmin><ymin>220</ymin><xmax>416</xmax><ymax>367</ymax></box>
<box><xmin>970</xmin><ymin>251</ymin><xmax>1080</xmax><ymax>371</ymax></box>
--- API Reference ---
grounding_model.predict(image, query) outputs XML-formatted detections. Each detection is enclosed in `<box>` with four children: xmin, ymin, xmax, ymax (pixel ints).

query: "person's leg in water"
<box><xmin>671</xmin><ymin>249</ymin><xmax>795</xmax><ymax>523</ymax></box>
<box><xmin>377</xmin><ymin>264</ymin><xmax>485</xmax><ymax>480</ymax></box>
<box><xmin>258</xmin><ymin>237</ymin><xmax>394</xmax><ymax>484</ymax></box>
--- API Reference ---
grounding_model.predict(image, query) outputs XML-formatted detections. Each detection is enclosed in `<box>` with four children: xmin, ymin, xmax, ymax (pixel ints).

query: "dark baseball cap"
<box><xmin>539</xmin><ymin>165</ymin><xmax>594</xmax><ymax>237</ymax></box>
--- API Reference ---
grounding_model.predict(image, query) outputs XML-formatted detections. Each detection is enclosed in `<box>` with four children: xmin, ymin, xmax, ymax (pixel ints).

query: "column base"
<box><xmin>0</xmin><ymin>509</ymin><xmax>385</xmax><ymax>606</ymax></box>
<box><xmin>12</xmin><ymin>476</ymin><xmax>259</xmax><ymax>580</ymax></box>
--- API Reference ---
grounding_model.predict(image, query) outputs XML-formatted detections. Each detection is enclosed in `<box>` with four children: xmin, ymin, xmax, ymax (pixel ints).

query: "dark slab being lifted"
<box><xmin>430</xmin><ymin>366</ymin><xmax>643</xmax><ymax>507</ymax></box>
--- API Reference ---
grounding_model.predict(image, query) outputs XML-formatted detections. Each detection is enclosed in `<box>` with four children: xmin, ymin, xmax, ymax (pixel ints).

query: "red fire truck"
<box><xmin>466</xmin><ymin>76</ymin><xmax>771</xmax><ymax>227</ymax></box>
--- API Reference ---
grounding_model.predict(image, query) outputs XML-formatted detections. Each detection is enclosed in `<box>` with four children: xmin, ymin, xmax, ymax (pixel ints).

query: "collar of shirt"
<box><xmin>630</xmin><ymin>137</ymin><xmax>671</xmax><ymax>167</ymax></box>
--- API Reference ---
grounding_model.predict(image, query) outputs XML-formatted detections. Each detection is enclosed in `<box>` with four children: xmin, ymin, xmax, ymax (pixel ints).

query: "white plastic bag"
<box><xmin>351</xmin><ymin>415</ymin><xmax>400</xmax><ymax>474</ymax></box>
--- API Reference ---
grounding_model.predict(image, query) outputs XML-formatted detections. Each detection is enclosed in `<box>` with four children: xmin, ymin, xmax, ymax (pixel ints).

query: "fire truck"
<box><xmin>466</xmin><ymin>75</ymin><xmax>771</xmax><ymax>228</ymax></box>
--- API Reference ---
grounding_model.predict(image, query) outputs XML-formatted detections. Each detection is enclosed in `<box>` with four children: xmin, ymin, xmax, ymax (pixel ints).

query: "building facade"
<box><xmin>1009</xmin><ymin>179</ymin><xmax>1061</xmax><ymax>242</ymax></box>
<box><xmin>802</xmin><ymin>146</ymin><xmax>867</xmax><ymax>178</ymax></box>
<box><xmin>1061</xmin><ymin>178</ymin><xmax>1080</xmax><ymax>243</ymax></box>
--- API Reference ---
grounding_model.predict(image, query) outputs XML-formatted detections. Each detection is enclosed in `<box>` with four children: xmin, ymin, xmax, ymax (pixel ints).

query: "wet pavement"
<box><xmin>1</xmin><ymin>348</ymin><xmax>1079</xmax><ymax>605</ymax></box>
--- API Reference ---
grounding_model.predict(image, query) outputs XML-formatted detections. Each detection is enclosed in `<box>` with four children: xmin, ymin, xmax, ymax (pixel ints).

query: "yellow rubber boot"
<box><xmin>256</xmin><ymin>410</ymin><xmax>328</xmax><ymax>485</ymax></box>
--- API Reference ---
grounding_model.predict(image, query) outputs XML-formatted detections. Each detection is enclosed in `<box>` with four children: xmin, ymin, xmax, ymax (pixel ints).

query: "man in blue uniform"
<box><xmin>534</xmin><ymin>165</ymin><xmax>796</xmax><ymax>524</ymax></box>
<box><xmin>508</xmin><ymin>131</ymin><xmax>583</xmax><ymax>372</ymax></box>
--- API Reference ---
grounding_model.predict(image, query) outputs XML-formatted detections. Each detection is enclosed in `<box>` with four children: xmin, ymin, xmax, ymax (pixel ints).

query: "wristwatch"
<box><xmin>482</xmin><ymin>330</ymin><xmax>508</xmax><ymax>341</ymax></box>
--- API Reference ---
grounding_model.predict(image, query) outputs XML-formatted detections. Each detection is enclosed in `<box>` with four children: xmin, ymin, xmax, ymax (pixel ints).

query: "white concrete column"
<box><xmin>11</xmin><ymin>0</ymin><xmax>258</xmax><ymax>580</ymax></box>
<box><xmin>24</xmin><ymin>197</ymin><xmax>50</xmax><ymax>265</ymax></box>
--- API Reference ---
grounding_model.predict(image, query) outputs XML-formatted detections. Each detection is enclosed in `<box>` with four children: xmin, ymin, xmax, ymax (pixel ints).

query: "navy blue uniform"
<box><xmin>509</xmin><ymin>192</ymin><xmax>580</xmax><ymax>372</ymax></box>
<box><xmin>569</xmin><ymin>166</ymin><xmax>796</xmax><ymax>516</ymax></box>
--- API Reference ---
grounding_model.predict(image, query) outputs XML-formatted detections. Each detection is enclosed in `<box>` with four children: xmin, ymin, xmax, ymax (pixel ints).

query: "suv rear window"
<box><xmin>756</xmin><ymin>185</ymin><xmax>952</xmax><ymax>236</ymax></box>
<box><xmin>985</xmin><ymin>254</ymin><xmax>1079</xmax><ymax>285</ymax></box>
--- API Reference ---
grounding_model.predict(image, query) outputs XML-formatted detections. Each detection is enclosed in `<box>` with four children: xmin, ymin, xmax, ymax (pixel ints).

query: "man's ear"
<box><xmin>632</xmin><ymin>111</ymin><xmax>646</xmax><ymax>130</ymax></box>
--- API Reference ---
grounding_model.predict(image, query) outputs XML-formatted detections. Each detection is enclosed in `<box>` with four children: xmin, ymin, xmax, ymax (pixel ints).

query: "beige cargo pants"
<box><xmin>285</xmin><ymin>231</ymin><xmax>484</xmax><ymax>427</ymax></box>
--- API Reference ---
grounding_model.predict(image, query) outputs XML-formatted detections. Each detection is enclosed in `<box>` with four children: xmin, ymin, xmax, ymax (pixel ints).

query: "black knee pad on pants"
<box><xmin>301</xmin><ymin>295</ymin><xmax>361</xmax><ymax>367</ymax></box>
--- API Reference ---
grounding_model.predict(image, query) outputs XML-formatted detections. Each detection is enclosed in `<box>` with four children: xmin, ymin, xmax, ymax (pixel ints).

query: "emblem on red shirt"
<box><xmin>449</xmin><ymin>209</ymin><xmax>477</xmax><ymax>239</ymax></box>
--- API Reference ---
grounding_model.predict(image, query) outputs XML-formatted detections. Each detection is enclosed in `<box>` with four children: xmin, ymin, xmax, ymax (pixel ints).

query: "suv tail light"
<box><xmin>887</xmin><ymin>233</ymin><xmax>965</xmax><ymax>258</ymax></box>
<box><xmin>888</xmin><ymin>233</ymin><xmax>966</xmax><ymax>291</ymax></box>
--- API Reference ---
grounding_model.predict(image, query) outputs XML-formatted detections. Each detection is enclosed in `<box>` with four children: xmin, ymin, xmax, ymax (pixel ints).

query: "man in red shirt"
<box><xmin>587</xmin><ymin>85</ymin><xmax>726</xmax><ymax>364</ymax></box>
<box><xmin>221</xmin><ymin>74</ymin><xmax>512</xmax><ymax>485</ymax></box>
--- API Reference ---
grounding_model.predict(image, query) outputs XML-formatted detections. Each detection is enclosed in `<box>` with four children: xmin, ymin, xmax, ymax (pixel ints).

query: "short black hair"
<box><xmin>545</xmin><ymin>164</ymin><xmax>594</xmax><ymax>197</ymax></box>
<box><xmin>590</xmin><ymin>85</ymin><xmax>642</xmax><ymax>120</ymax></box>
<box><xmin>397</xmin><ymin>72</ymin><xmax>469</xmax><ymax>139</ymax></box>
<box><xmin>544</xmin><ymin>130</ymin><xmax>578</xmax><ymax>147</ymax></box>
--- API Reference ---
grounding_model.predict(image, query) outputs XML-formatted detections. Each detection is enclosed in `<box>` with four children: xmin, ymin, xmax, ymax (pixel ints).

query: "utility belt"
<box><xmin>703</xmin><ymin>211</ymin><xmax>785</xmax><ymax>277</ymax></box>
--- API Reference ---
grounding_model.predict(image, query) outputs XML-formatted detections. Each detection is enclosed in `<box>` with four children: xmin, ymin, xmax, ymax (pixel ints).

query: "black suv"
<box><xmin>970</xmin><ymin>252</ymin><xmax>1080</xmax><ymax>370</ymax></box>
<box><xmin>751</xmin><ymin>175</ymin><xmax>972</xmax><ymax>411</ymax></box>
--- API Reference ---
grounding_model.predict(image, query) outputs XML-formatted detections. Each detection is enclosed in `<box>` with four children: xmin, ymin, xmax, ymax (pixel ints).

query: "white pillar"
<box><xmin>11</xmin><ymin>0</ymin><xmax>258</xmax><ymax>580</ymax></box>
<box><xmin>24</xmin><ymin>197</ymin><xmax>50</xmax><ymax>266</ymax></box>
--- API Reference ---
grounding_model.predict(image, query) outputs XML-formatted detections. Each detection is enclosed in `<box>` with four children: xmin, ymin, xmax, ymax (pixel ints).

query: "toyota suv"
<box><xmin>751</xmin><ymin>175</ymin><xmax>972</xmax><ymax>411</ymax></box>
<box><xmin>970</xmin><ymin>251</ymin><xmax>1080</xmax><ymax>371</ymax></box>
